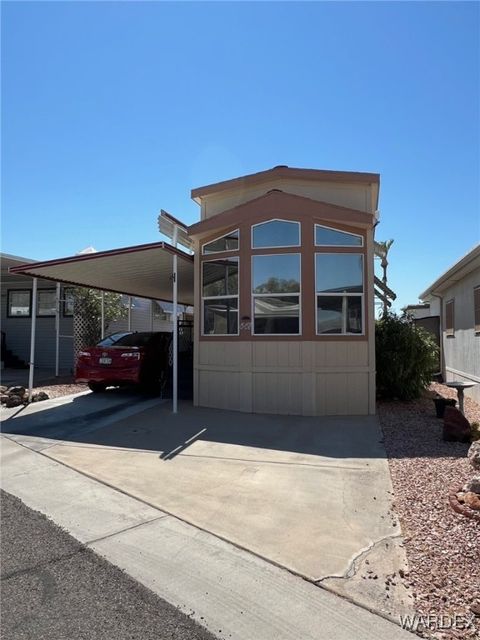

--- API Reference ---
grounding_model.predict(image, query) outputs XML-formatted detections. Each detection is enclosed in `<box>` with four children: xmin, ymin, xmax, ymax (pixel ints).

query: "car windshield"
<box><xmin>97</xmin><ymin>332</ymin><xmax>157</xmax><ymax>348</ymax></box>
<box><xmin>96</xmin><ymin>332</ymin><xmax>131</xmax><ymax>347</ymax></box>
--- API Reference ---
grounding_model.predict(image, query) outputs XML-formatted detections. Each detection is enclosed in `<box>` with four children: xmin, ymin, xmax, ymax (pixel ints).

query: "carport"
<box><xmin>9</xmin><ymin>239</ymin><xmax>194</xmax><ymax>412</ymax></box>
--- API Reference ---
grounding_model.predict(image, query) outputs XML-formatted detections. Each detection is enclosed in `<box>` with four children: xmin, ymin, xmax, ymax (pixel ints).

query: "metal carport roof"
<box><xmin>9</xmin><ymin>241</ymin><xmax>194</xmax><ymax>305</ymax></box>
<box><xmin>9</xmin><ymin>241</ymin><xmax>195</xmax><ymax>412</ymax></box>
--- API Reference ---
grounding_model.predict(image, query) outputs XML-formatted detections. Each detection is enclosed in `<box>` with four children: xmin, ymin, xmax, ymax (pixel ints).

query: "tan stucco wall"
<box><xmin>201</xmin><ymin>179</ymin><xmax>374</xmax><ymax>220</ymax></box>
<box><xmin>441</xmin><ymin>267</ymin><xmax>480</xmax><ymax>403</ymax></box>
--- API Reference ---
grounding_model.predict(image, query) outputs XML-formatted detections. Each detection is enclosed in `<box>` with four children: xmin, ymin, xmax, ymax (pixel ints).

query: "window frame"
<box><xmin>251</xmin><ymin>252</ymin><xmax>302</xmax><ymax>336</ymax></box>
<box><xmin>474</xmin><ymin>286</ymin><xmax>480</xmax><ymax>335</ymax></box>
<box><xmin>314</xmin><ymin>252</ymin><xmax>365</xmax><ymax>336</ymax></box>
<box><xmin>201</xmin><ymin>256</ymin><xmax>240</xmax><ymax>336</ymax></box>
<box><xmin>251</xmin><ymin>219</ymin><xmax>301</xmax><ymax>250</ymax></box>
<box><xmin>36</xmin><ymin>288</ymin><xmax>57</xmax><ymax>318</ymax></box>
<box><xmin>201</xmin><ymin>229</ymin><xmax>240</xmax><ymax>256</ymax></box>
<box><xmin>314</xmin><ymin>223</ymin><xmax>364</xmax><ymax>248</ymax></box>
<box><xmin>7</xmin><ymin>289</ymin><xmax>32</xmax><ymax>318</ymax></box>
<box><xmin>445</xmin><ymin>299</ymin><xmax>455</xmax><ymax>337</ymax></box>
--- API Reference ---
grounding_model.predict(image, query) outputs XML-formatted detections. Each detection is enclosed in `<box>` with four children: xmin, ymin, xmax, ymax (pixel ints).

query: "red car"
<box><xmin>76</xmin><ymin>331</ymin><xmax>172</xmax><ymax>393</ymax></box>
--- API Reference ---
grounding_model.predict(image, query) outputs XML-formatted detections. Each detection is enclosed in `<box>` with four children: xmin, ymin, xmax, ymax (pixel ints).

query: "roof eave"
<box><xmin>191</xmin><ymin>166</ymin><xmax>380</xmax><ymax>201</ymax></box>
<box><xmin>419</xmin><ymin>244</ymin><xmax>480</xmax><ymax>300</ymax></box>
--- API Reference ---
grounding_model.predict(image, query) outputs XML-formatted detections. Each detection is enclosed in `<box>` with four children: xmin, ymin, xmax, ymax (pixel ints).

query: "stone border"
<box><xmin>449</xmin><ymin>486</ymin><xmax>480</xmax><ymax>523</ymax></box>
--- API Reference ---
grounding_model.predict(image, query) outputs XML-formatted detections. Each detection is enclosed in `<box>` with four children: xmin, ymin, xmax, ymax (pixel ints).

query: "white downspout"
<box><xmin>150</xmin><ymin>299</ymin><xmax>154</xmax><ymax>331</ymax></box>
<box><xmin>55</xmin><ymin>282</ymin><xmax>60</xmax><ymax>377</ymax></box>
<box><xmin>28</xmin><ymin>278</ymin><xmax>38</xmax><ymax>402</ymax></box>
<box><xmin>101</xmin><ymin>291</ymin><xmax>105</xmax><ymax>339</ymax></box>
<box><xmin>172</xmin><ymin>226</ymin><xmax>179</xmax><ymax>414</ymax></box>
<box><xmin>127</xmin><ymin>296</ymin><xmax>132</xmax><ymax>331</ymax></box>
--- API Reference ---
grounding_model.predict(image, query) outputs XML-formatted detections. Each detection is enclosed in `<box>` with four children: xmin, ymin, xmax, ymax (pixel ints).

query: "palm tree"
<box><xmin>375</xmin><ymin>239</ymin><xmax>394</xmax><ymax>315</ymax></box>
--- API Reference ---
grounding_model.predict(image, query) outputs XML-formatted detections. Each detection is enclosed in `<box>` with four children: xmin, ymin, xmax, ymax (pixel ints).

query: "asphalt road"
<box><xmin>0</xmin><ymin>490</ymin><xmax>217</xmax><ymax>640</ymax></box>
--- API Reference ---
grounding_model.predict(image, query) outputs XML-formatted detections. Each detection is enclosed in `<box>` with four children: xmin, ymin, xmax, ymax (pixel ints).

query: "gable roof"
<box><xmin>188</xmin><ymin>189</ymin><xmax>374</xmax><ymax>238</ymax></box>
<box><xmin>191</xmin><ymin>165</ymin><xmax>380</xmax><ymax>202</ymax></box>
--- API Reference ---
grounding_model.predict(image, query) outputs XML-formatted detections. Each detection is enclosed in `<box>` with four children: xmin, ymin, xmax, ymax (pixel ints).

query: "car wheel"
<box><xmin>88</xmin><ymin>382</ymin><xmax>107</xmax><ymax>393</ymax></box>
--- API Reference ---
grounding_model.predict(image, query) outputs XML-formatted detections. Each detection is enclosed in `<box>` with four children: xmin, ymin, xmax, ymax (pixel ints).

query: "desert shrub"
<box><xmin>376</xmin><ymin>312</ymin><xmax>439</xmax><ymax>400</ymax></box>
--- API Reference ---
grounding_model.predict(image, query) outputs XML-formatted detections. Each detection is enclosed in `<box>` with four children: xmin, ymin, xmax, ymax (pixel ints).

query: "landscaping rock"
<box><xmin>463</xmin><ymin>492</ymin><xmax>480</xmax><ymax>511</ymax></box>
<box><xmin>463</xmin><ymin>476</ymin><xmax>480</xmax><ymax>495</ymax></box>
<box><xmin>442</xmin><ymin>406</ymin><xmax>471</xmax><ymax>443</ymax></box>
<box><xmin>468</xmin><ymin>441</ymin><xmax>480</xmax><ymax>470</ymax></box>
<box><xmin>31</xmin><ymin>391</ymin><xmax>49</xmax><ymax>402</ymax></box>
<box><xmin>6</xmin><ymin>386</ymin><xmax>25</xmax><ymax>398</ymax></box>
<box><xmin>5</xmin><ymin>395</ymin><xmax>24</xmax><ymax>408</ymax></box>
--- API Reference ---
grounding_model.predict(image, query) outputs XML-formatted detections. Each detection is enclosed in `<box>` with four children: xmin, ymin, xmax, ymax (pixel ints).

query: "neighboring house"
<box><xmin>420</xmin><ymin>244</ymin><xmax>480</xmax><ymax>403</ymax></box>
<box><xmin>1</xmin><ymin>253</ymin><xmax>74</xmax><ymax>371</ymax></box>
<box><xmin>187</xmin><ymin>165</ymin><xmax>379</xmax><ymax>416</ymax></box>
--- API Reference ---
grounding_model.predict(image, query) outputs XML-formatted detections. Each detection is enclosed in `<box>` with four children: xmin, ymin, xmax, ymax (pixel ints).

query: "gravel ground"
<box><xmin>1</xmin><ymin>490</ymin><xmax>216</xmax><ymax>640</ymax></box>
<box><xmin>30</xmin><ymin>375</ymin><xmax>88</xmax><ymax>399</ymax></box>
<box><xmin>378</xmin><ymin>383</ymin><xmax>480</xmax><ymax>639</ymax></box>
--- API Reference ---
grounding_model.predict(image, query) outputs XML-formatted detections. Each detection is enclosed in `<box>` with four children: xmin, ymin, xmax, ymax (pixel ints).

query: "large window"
<box><xmin>7</xmin><ymin>290</ymin><xmax>31</xmax><ymax>317</ymax></box>
<box><xmin>252</xmin><ymin>254</ymin><xmax>300</xmax><ymax>334</ymax></box>
<box><xmin>202</xmin><ymin>230</ymin><xmax>239</xmax><ymax>255</ymax></box>
<box><xmin>315</xmin><ymin>224</ymin><xmax>363</xmax><ymax>247</ymax></box>
<box><xmin>315</xmin><ymin>253</ymin><xmax>364</xmax><ymax>334</ymax></box>
<box><xmin>202</xmin><ymin>257</ymin><xmax>239</xmax><ymax>335</ymax></box>
<box><xmin>252</xmin><ymin>220</ymin><xmax>300</xmax><ymax>248</ymax></box>
<box><xmin>37</xmin><ymin>289</ymin><xmax>56</xmax><ymax>316</ymax></box>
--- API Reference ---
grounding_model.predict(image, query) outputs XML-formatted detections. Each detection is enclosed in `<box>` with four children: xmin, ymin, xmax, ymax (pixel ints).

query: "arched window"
<box><xmin>252</xmin><ymin>219</ymin><xmax>300</xmax><ymax>249</ymax></box>
<box><xmin>315</xmin><ymin>224</ymin><xmax>363</xmax><ymax>247</ymax></box>
<box><xmin>202</xmin><ymin>229</ymin><xmax>239</xmax><ymax>255</ymax></box>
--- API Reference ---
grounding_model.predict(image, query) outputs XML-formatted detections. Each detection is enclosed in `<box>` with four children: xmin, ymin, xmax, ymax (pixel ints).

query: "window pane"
<box><xmin>315</xmin><ymin>253</ymin><xmax>363</xmax><ymax>294</ymax></box>
<box><xmin>8</xmin><ymin>291</ymin><xmax>30</xmax><ymax>316</ymax></box>
<box><xmin>203</xmin><ymin>298</ymin><xmax>238</xmax><ymax>335</ymax></box>
<box><xmin>254</xmin><ymin>296</ymin><xmax>300</xmax><ymax>334</ymax></box>
<box><xmin>317</xmin><ymin>295</ymin><xmax>363</xmax><ymax>334</ymax></box>
<box><xmin>253</xmin><ymin>254</ymin><xmax>300</xmax><ymax>293</ymax></box>
<box><xmin>346</xmin><ymin>296</ymin><xmax>362</xmax><ymax>333</ymax></box>
<box><xmin>317</xmin><ymin>296</ymin><xmax>343</xmax><ymax>334</ymax></box>
<box><xmin>37</xmin><ymin>290</ymin><xmax>56</xmax><ymax>316</ymax></box>
<box><xmin>315</xmin><ymin>225</ymin><xmax>362</xmax><ymax>246</ymax></box>
<box><xmin>203</xmin><ymin>258</ymin><xmax>238</xmax><ymax>297</ymax></box>
<box><xmin>63</xmin><ymin>288</ymin><xmax>74</xmax><ymax>316</ymax></box>
<box><xmin>203</xmin><ymin>230</ymin><xmax>239</xmax><ymax>254</ymax></box>
<box><xmin>252</xmin><ymin>220</ymin><xmax>300</xmax><ymax>248</ymax></box>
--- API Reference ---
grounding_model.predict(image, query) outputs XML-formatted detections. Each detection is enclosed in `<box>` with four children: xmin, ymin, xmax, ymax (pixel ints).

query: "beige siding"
<box><xmin>202</xmin><ymin>179</ymin><xmax>373</xmax><ymax>219</ymax></box>
<box><xmin>441</xmin><ymin>267</ymin><xmax>480</xmax><ymax>403</ymax></box>
<box><xmin>195</xmin><ymin>340</ymin><xmax>373</xmax><ymax>416</ymax></box>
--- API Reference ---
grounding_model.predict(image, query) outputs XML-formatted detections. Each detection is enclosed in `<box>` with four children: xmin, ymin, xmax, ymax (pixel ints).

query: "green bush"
<box><xmin>375</xmin><ymin>312</ymin><xmax>439</xmax><ymax>400</ymax></box>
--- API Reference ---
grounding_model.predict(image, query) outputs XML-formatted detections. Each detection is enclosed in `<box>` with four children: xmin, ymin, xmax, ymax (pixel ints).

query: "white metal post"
<box><xmin>127</xmin><ymin>296</ymin><xmax>132</xmax><ymax>331</ymax></box>
<box><xmin>55</xmin><ymin>282</ymin><xmax>60</xmax><ymax>377</ymax></box>
<box><xmin>172</xmin><ymin>225</ymin><xmax>179</xmax><ymax>414</ymax></box>
<box><xmin>150</xmin><ymin>299</ymin><xmax>154</xmax><ymax>331</ymax></box>
<box><xmin>101</xmin><ymin>291</ymin><xmax>105</xmax><ymax>339</ymax></box>
<box><xmin>28</xmin><ymin>278</ymin><xmax>38</xmax><ymax>402</ymax></box>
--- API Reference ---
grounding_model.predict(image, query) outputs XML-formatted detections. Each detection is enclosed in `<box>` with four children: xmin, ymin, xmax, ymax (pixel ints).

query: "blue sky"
<box><xmin>2</xmin><ymin>1</ymin><xmax>479</xmax><ymax>311</ymax></box>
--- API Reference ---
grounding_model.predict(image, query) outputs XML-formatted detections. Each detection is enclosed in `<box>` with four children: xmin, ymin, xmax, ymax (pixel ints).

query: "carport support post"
<box><xmin>127</xmin><ymin>296</ymin><xmax>132</xmax><ymax>331</ymax></box>
<box><xmin>100</xmin><ymin>291</ymin><xmax>105</xmax><ymax>339</ymax></box>
<box><xmin>55</xmin><ymin>282</ymin><xmax>61</xmax><ymax>377</ymax></box>
<box><xmin>28</xmin><ymin>278</ymin><xmax>38</xmax><ymax>402</ymax></box>
<box><xmin>172</xmin><ymin>225</ymin><xmax>178</xmax><ymax>414</ymax></box>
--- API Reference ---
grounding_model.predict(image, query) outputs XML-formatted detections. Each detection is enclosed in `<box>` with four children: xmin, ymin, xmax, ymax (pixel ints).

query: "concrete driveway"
<box><xmin>2</xmin><ymin>399</ymin><xmax>411</xmax><ymax>619</ymax></box>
